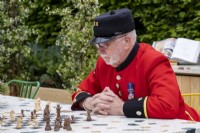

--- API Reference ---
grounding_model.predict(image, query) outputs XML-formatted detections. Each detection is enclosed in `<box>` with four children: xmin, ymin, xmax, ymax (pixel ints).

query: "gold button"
<box><xmin>116</xmin><ymin>83</ymin><xmax>119</xmax><ymax>89</ymax></box>
<box><xmin>116</xmin><ymin>75</ymin><xmax>121</xmax><ymax>80</ymax></box>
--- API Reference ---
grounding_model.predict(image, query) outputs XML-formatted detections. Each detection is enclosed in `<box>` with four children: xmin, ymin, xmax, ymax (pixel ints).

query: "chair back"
<box><xmin>182</xmin><ymin>93</ymin><xmax>200</xmax><ymax>114</ymax></box>
<box><xmin>7</xmin><ymin>79</ymin><xmax>40</xmax><ymax>99</ymax></box>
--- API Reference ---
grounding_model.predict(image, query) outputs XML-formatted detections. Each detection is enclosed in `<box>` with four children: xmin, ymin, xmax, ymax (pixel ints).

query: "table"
<box><xmin>172</xmin><ymin>65</ymin><xmax>200</xmax><ymax>94</ymax></box>
<box><xmin>172</xmin><ymin>65</ymin><xmax>200</xmax><ymax>76</ymax></box>
<box><xmin>0</xmin><ymin>95</ymin><xmax>200</xmax><ymax>133</ymax></box>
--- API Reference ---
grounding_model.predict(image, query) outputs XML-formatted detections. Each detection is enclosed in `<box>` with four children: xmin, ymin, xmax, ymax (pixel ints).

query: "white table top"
<box><xmin>172</xmin><ymin>65</ymin><xmax>200</xmax><ymax>76</ymax></box>
<box><xmin>0</xmin><ymin>95</ymin><xmax>200</xmax><ymax>133</ymax></box>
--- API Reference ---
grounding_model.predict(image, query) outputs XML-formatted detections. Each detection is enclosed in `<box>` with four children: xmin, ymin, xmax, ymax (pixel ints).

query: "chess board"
<box><xmin>0</xmin><ymin>95</ymin><xmax>200</xmax><ymax>133</ymax></box>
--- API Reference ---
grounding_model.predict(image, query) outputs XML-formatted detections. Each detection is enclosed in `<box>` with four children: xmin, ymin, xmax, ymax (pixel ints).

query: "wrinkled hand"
<box><xmin>91</xmin><ymin>87</ymin><xmax>124</xmax><ymax>116</ymax></box>
<box><xmin>83</xmin><ymin>88</ymin><xmax>114</xmax><ymax>114</ymax></box>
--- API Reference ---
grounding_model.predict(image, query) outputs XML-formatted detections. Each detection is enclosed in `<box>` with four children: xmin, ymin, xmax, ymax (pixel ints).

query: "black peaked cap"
<box><xmin>89</xmin><ymin>8</ymin><xmax>135</xmax><ymax>44</ymax></box>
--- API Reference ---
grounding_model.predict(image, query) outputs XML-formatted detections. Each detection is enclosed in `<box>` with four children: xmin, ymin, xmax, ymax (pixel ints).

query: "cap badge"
<box><xmin>94</xmin><ymin>21</ymin><xmax>98</xmax><ymax>26</ymax></box>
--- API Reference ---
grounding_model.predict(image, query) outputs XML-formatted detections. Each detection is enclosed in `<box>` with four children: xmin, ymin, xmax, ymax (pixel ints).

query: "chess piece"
<box><xmin>45</xmin><ymin>114</ymin><xmax>51</xmax><ymax>131</ymax></box>
<box><xmin>28</xmin><ymin>117</ymin><xmax>32</xmax><ymax>125</ymax></box>
<box><xmin>2</xmin><ymin>114</ymin><xmax>6</xmax><ymax>122</ymax></box>
<box><xmin>33</xmin><ymin>119</ymin><xmax>38</xmax><ymax>129</ymax></box>
<box><xmin>37</xmin><ymin>97</ymin><xmax>42</xmax><ymax>111</ymax></box>
<box><xmin>86</xmin><ymin>111</ymin><xmax>92</xmax><ymax>121</ymax></box>
<box><xmin>43</xmin><ymin>104</ymin><xmax>50</xmax><ymax>121</ymax></box>
<box><xmin>35</xmin><ymin>98</ymin><xmax>41</xmax><ymax>112</ymax></box>
<box><xmin>21</xmin><ymin>109</ymin><xmax>25</xmax><ymax>117</ymax></box>
<box><xmin>34</xmin><ymin>102</ymin><xmax>38</xmax><ymax>112</ymax></box>
<box><xmin>31</xmin><ymin>111</ymin><xmax>34</xmax><ymax>120</ymax></box>
<box><xmin>10</xmin><ymin>110</ymin><xmax>15</xmax><ymax>122</ymax></box>
<box><xmin>19</xmin><ymin>114</ymin><xmax>23</xmax><ymax>122</ymax></box>
<box><xmin>33</xmin><ymin>109</ymin><xmax>37</xmax><ymax>119</ymax></box>
<box><xmin>33</xmin><ymin>109</ymin><xmax>37</xmax><ymax>117</ymax></box>
<box><xmin>54</xmin><ymin>120</ymin><xmax>60</xmax><ymax>131</ymax></box>
<box><xmin>10</xmin><ymin>110</ymin><xmax>15</xmax><ymax>116</ymax></box>
<box><xmin>63</xmin><ymin>117</ymin><xmax>72</xmax><ymax>131</ymax></box>
<box><xmin>10</xmin><ymin>115</ymin><xmax>15</xmax><ymax>122</ymax></box>
<box><xmin>59</xmin><ymin>118</ymin><xmax>63</xmax><ymax>128</ymax></box>
<box><xmin>47</xmin><ymin>101</ymin><xmax>51</xmax><ymax>111</ymax></box>
<box><xmin>55</xmin><ymin>116</ymin><xmax>62</xmax><ymax>128</ymax></box>
<box><xmin>56</xmin><ymin>104</ymin><xmax>61</xmax><ymax>119</ymax></box>
<box><xmin>45</xmin><ymin>104</ymin><xmax>50</xmax><ymax>114</ymax></box>
<box><xmin>71</xmin><ymin>115</ymin><xmax>75</xmax><ymax>123</ymax></box>
<box><xmin>16</xmin><ymin>118</ymin><xmax>22</xmax><ymax>129</ymax></box>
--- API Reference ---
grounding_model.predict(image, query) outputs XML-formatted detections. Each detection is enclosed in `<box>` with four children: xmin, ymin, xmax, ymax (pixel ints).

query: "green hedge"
<box><xmin>100</xmin><ymin>0</ymin><xmax>200</xmax><ymax>43</ymax></box>
<box><xmin>0</xmin><ymin>0</ymin><xmax>199</xmax><ymax>91</ymax></box>
<box><xmin>0</xmin><ymin>0</ymin><xmax>99</xmax><ymax>90</ymax></box>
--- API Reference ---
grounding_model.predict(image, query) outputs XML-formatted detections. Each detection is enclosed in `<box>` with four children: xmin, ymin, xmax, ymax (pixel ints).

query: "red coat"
<box><xmin>71</xmin><ymin>43</ymin><xmax>200</xmax><ymax>121</ymax></box>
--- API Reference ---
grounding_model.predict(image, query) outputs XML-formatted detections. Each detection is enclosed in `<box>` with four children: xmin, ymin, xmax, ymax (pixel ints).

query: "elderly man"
<box><xmin>71</xmin><ymin>8</ymin><xmax>200</xmax><ymax>121</ymax></box>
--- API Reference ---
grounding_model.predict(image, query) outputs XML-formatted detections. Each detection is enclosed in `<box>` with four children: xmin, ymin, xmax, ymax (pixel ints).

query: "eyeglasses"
<box><xmin>95</xmin><ymin>34</ymin><xmax>127</xmax><ymax>49</ymax></box>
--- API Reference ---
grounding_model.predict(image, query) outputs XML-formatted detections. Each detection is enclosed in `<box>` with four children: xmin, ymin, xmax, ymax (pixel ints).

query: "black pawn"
<box><xmin>71</xmin><ymin>115</ymin><xmax>75</xmax><ymax>123</ymax></box>
<box><xmin>63</xmin><ymin>117</ymin><xmax>72</xmax><ymax>131</ymax></box>
<box><xmin>86</xmin><ymin>111</ymin><xmax>92</xmax><ymax>121</ymax></box>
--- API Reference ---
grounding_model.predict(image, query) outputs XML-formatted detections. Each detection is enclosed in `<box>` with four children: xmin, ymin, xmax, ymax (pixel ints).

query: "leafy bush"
<box><xmin>0</xmin><ymin>0</ymin><xmax>33</xmax><ymax>81</ymax></box>
<box><xmin>52</xmin><ymin>0</ymin><xmax>100</xmax><ymax>90</ymax></box>
<box><xmin>0</xmin><ymin>0</ymin><xmax>99</xmax><ymax>91</ymax></box>
<box><xmin>100</xmin><ymin>0</ymin><xmax>200</xmax><ymax>43</ymax></box>
<box><xmin>1</xmin><ymin>0</ymin><xmax>199</xmax><ymax>92</ymax></box>
<box><xmin>0</xmin><ymin>81</ymin><xmax>9</xmax><ymax>95</ymax></box>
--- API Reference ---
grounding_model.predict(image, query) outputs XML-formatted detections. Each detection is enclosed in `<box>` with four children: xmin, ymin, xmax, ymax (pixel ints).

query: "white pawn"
<box><xmin>28</xmin><ymin>117</ymin><xmax>32</xmax><ymax>125</ymax></box>
<box><xmin>33</xmin><ymin>119</ymin><xmax>38</xmax><ymax>129</ymax></box>
<box><xmin>35</xmin><ymin>100</ymin><xmax>40</xmax><ymax>112</ymax></box>
<box><xmin>36</xmin><ymin>97</ymin><xmax>42</xmax><ymax>111</ymax></box>
<box><xmin>19</xmin><ymin>114</ymin><xmax>23</xmax><ymax>122</ymax></box>
<box><xmin>34</xmin><ymin>102</ymin><xmax>38</xmax><ymax>111</ymax></box>
<box><xmin>34</xmin><ymin>102</ymin><xmax>40</xmax><ymax>112</ymax></box>
<box><xmin>2</xmin><ymin>114</ymin><xmax>6</xmax><ymax>122</ymax></box>
<box><xmin>33</xmin><ymin>113</ymin><xmax>37</xmax><ymax>120</ymax></box>
<box><xmin>16</xmin><ymin>118</ymin><xmax>22</xmax><ymax>129</ymax></box>
<box><xmin>10</xmin><ymin>115</ymin><xmax>15</xmax><ymax>122</ymax></box>
<box><xmin>10</xmin><ymin>110</ymin><xmax>15</xmax><ymax>122</ymax></box>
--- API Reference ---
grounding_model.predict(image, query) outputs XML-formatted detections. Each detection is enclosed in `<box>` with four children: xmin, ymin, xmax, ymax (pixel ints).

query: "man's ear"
<box><xmin>124</xmin><ymin>36</ymin><xmax>131</xmax><ymax>49</ymax></box>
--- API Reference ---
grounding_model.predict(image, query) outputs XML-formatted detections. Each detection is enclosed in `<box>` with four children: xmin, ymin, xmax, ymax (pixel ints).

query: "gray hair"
<box><xmin>126</xmin><ymin>30</ymin><xmax>137</xmax><ymax>45</ymax></box>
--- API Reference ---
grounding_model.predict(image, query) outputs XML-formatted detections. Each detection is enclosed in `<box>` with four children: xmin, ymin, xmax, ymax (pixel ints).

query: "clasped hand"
<box><xmin>83</xmin><ymin>87</ymin><xmax>124</xmax><ymax>115</ymax></box>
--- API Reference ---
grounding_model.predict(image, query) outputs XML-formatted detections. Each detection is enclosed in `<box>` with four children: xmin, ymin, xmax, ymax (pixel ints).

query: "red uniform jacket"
<box><xmin>71</xmin><ymin>42</ymin><xmax>200</xmax><ymax>121</ymax></box>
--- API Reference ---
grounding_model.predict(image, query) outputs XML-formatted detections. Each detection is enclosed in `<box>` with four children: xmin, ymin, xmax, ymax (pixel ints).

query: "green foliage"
<box><xmin>0</xmin><ymin>0</ymin><xmax>33</xmax><ymax>81</ymax></box>
<box><xmin>0</xmin><ymin>0</ymin><xmax>99</xmax><ymax>90</ymax></box>
<box><xmin>0</xmin><ymin>82</ymin><xmax>9</xmax><ymax>95</ymax></box>
<box><xmin>22</xmin><ymin>0</ymin><xmax>69</xmax><ymax>47</ymax></box>
<box><xmin>1</xmin><ymin>0</ymin><xmax>199</xmax><ymax>92</ymax></box>
<box><xmin>52</xmin><ymin>0</ymin><xmax>99</xmax><ymax>90</ymax></box>
<box><xmin>99</xmin><ymin>0</ymin><xmax>200</xmax><ymax>43</ymax></box>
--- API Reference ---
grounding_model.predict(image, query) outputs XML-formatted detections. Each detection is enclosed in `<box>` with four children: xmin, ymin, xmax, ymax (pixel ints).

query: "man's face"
<box><xmin>96</xmin><ymin>35</ymin><xmax>127</xmax><ymax>67</ymax></box>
